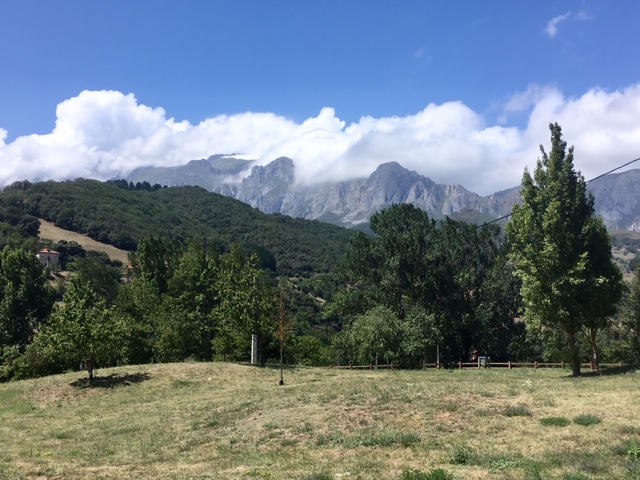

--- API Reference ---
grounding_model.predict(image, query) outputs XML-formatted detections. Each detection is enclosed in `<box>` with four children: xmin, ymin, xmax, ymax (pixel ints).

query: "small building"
<box><xmin>36</xmin><ymin>249</ymin><xmax>61</xmax><ymax>268</ymax></box>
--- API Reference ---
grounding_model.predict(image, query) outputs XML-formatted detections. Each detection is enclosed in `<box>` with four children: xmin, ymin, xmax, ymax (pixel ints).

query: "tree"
<box><xmin>0</xmin><ymin>247</ymin><xmax>55</xmax><ymax>352</ymax></box>
<box><xmin>616</xmin><ymin>268</ymin><xmax>640</xmax><ymax>362</ymax></box>
<box><xmin>330</xmin><ymin>204</ymin><xmax>520</xmax><ymax>363</ymax></box>
<box><xmin>39</xmin><ymin>280</ymin><xmax>125</xmax><ymax>383</ymax></box>
<box><xmin>579</xmin><ymin>218</ymin><xmax>623</xmax><ymax>371</ymax></box>
<box><xmin>213</xmin><ymin>245</ymin><xmax>276</xmax><ymax>365</ymax></box>
<box><xmin>168</xmin><ymin>239</ymin><xmax>220</xmax><ymax>360</ymax></box>
<box><xmin>506</xmin><ymin>123</ymin><xmax>622</xmax><ymax>376</ymax></box>
<box><xmin>346</xmin><ymin>306</ymin><xmax>404</xmax><ymax>367</ymax></box>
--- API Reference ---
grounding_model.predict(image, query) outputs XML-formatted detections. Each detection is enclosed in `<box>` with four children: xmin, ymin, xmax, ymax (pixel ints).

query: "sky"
<box><xmin>1</xmin><ymin>1</ymin><xmax>639</xmax><ymax>195</ymax></box>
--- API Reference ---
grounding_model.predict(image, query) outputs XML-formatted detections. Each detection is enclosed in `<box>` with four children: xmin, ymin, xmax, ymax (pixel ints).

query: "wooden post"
<box><xmin>370</xmin><ymin>364</ymin><xmax>373</xmax><ymax>370</ymax></box>
<box><xmin>535</xmin><ymin>361</ymin><xmax>538</xmax><ymax>369</ymax></box>
<box><xmin>561</xmin><ymin>361</ymin><xmax>565</xmax><ymax>369</ymax></box>
<box><xmin>458</xmin><ymin>361</ymin><xmax>462</xmax><ymax>370</ymax></box>
<box><xmin>508</xmin><ymin>361</ymin><xmax>512</xmax><ymax>369</ymax></box>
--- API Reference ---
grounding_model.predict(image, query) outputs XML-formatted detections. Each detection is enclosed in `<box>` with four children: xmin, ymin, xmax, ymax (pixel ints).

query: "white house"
<box><xmin>36</xmin><ymin>249</ymin><xmax>61</xmax><ymax>268</ymax></box>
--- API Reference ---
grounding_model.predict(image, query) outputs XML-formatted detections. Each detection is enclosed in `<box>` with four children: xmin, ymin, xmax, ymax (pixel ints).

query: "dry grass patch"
<box><xmin>38</xmin><ymin>218</ymin><xmax>130</xmax><ymax>265</ymax></box>
<box><xmin>1</xmin><ymin>364</ymin><xmax>639</xmax><ymax>479</ymax></box>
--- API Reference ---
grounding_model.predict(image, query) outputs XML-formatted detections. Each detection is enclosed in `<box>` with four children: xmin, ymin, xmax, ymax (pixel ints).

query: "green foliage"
<box><xmin>36</xmin><ymin>280</ymin><xmax>126</xmax><ymax>382</ymax></box>
<box><xmin>573</xmin><ymin>414</ymin><xmax>601</xmax><ymax>426</ymax></box>
<box><xmin>506</xmin><ymin>123</ymin><xmax>623</xmax><ymax>376</ymax></box>
<box><xmin>450</xmin><ymin>443</ymin><xmax>475</xmax><ymax>464</ymax></box>
<box><xmin>627</xmin><ymin>441</ymin><xmax>640</xmax><ymax>461</ymax></box>
<box><xmin>0</xmin><ymin>246</ymin><xmax>55</xmax><ymax>359</ymax></box>
<box><xmin>540</xmin><ymin>416</ymin><xmax>571</xmax><ymax>427</ymax></box>
<box><xmin>290</xmin><ymin>335</ymin><xmax>333</xmax><ymax>366</ymax></box>
<box><xmin>0</xmin><ymin>179</ymin><xmax>353</xmax><ymax>277</ymax></box>
<box><xmin>213</xmin><ymin>245</ymin><xmax>276</xmax><ymax>365</ymax></box>
<box><xmin>613</xmin><ymin>268</ymin><xmax>640</xmax><ymax>362</ymax></box>
<box><xmin>330</xmin><ymin>203</ymin><xmax>522</xmax><ymax>364</ymax></box>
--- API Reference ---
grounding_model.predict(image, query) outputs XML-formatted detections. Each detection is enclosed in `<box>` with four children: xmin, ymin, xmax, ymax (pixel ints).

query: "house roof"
<box><xmin>37</xmin><ymin>249</ymin><xmax>60</xmax><ymax>255</ymax></box>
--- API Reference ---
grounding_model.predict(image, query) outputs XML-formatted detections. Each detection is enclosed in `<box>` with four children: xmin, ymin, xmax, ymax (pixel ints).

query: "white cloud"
<box><xmin>1</xmin><ymin>85</ymin><xmax>640</xmax><ymax>196</ymax></box>
<box><xmin>545</xmin><ymin>12</ymin><xmax>571</xmax><ymax>37</ymax></box>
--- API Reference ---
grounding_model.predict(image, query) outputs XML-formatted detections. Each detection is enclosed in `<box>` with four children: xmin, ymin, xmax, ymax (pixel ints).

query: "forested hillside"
<box><xmin>0</xmin><ymin>179</ymin><xmax>353</xmax><ymax>276</ymax></box>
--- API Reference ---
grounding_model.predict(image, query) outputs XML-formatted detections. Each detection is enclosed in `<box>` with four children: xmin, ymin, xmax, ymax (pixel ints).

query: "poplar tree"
<box><xmin>506</xmin><ymin>123</ymin><xmax>622</xmax><ymax>376</ymax></box>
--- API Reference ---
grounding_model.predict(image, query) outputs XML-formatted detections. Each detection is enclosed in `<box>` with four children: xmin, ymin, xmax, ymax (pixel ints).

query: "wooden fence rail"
<box><xmin>331</xmin><ymin>361</ymin><xmax>624</xmax><ymax>371</ymax></box>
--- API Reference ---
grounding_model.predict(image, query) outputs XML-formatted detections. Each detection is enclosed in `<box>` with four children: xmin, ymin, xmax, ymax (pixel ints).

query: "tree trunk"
<box><xmin>279</xmin><ymin>346</ymin><xmax>284</xmax><ymax>385</ymax></box>
<box><xmin>87</xmin><ymin>359</ymin><xmax>94</xmax><ymax>384</ymax></box>
<box><xmin>567</xmin><ymin>330</ymin><xmax>581</xmax><ymax>377</ymax></box>
<box><xmin>589</xmin><ymin>327</ymin><xmax>600</xmax><ymax>372</ymax></box>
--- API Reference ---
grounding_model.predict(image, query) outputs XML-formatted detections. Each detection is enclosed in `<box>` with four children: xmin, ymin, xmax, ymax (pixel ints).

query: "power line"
<box><xmin>478</xmin><ymin>155</ymin><xmax>640</xmax><ymax>229</ymax></box>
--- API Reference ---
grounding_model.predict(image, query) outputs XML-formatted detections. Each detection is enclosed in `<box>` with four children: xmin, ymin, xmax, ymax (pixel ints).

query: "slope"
<box><xmin>0</xmin><ymin>180</ymin><xmax>353</xmax><ymax>276</ymax></box>
<box><xmin>37</xmin><ymin>219</ymin><xmax>130</xmax><ymax>265</ymax></box>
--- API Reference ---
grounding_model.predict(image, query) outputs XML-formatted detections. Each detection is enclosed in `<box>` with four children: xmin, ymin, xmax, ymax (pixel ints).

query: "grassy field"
<box><xmin>38</xmin><ymin>219</ymin><xmax>130</xmax><ymax>266</ymax></box>
<box><xmin>1</xmin><ymin>363</ymin><xmax>639</xmax><ymax>480</ymax></box>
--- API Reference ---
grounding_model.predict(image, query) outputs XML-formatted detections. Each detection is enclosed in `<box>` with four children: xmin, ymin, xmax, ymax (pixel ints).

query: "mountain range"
<box><xmin>126</xmin><ymin>156</ymin><xmax>640</xmax><ymax>231</ymax></box>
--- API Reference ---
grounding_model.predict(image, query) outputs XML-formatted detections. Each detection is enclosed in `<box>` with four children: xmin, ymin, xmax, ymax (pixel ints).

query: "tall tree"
<box><xmin>0</xmin><ymin>247</ymin><xmax>55</xmax><ymax>352</ymax></box>
<box><xmin>616</xmin><ymin>267</ymin><xmax>640</xmax><ymax>362</ymax></box>
<box><xmin>213</xmin><ymin>245</ymin><xmax>276</xmax><ymax>365</ymax></box>
<box><xmin>331</xmin><ymin>204</ymin><xmax>518</xmax><ymax>363</ymax></box>
<box><xmin>506</xmin><ymin>123</ymin><xmax>622</xmax><ymax>376</ymax></box>
<box><xmin>168</xmin><ymin>239</ymin><xmax>220</xmax><ymax>360</ymax></box>
<box><xmin>579</xmin><ymin>218</ymin><xmax>623</xmax><ymax>371</ymax></box>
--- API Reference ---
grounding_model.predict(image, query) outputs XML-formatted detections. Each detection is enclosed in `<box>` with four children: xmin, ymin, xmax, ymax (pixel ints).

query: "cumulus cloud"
<box><xmin>1</xmin><ymin>85</ymin><xmax>640</xmax><ymax>196</ymax></box>
<box><xmin>545</xmin><ymin>12</ymin><xmax>571</xmax><ymax>37</ymax></box>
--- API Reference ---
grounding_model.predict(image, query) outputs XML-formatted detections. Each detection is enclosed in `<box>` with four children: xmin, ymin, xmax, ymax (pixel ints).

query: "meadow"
<box><xmin>1</xmin><ymin>363</ymin><xmax>639</xmax><ymax>479</ymax></box>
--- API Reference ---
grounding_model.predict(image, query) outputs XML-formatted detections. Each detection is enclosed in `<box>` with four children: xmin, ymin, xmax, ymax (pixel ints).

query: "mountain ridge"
<box><xmin>126</xmin><ymin>156</ymin><xmax>640</xmax><ymax>231</ymax></box>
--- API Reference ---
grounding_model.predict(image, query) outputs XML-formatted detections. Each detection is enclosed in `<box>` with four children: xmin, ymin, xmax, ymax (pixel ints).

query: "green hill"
<box><xmin>0</xmin><ymin>179</ymin><xmax>353</xmax><ymax>276</ymax></box>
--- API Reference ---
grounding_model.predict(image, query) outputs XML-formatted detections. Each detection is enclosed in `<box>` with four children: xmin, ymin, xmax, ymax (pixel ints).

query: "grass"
<box><xmin>573</xmin><ymin>414</ymin><xmax>602</xmax><ymax>426</ymax></box>
<box><xmin>540</xmin><ymin>416</ymin><xmax>572</xmax><ymax>427</ymax></box>
<box><xmin>38</xmin><ymin>218</ymin><xmax>130</xmax><ymax>265</ymax></box>
<box><xmin>0</xmin><ymin>363</ymin><xmax>639</xmax><ymax>479</ymax></box>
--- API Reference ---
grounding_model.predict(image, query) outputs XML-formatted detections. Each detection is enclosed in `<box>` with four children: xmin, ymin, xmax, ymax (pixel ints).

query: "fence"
<box><xmin>331</xmin><ymin>360</ymin><xmax>625</xmax><ymax>371</ymax></box>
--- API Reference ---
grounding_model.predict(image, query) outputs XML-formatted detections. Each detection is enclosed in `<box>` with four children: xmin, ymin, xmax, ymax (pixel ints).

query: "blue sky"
<box><xmin>1</xmin><ymin>1</ymin><xmax>639</xmax><ymax>194</ymax></box>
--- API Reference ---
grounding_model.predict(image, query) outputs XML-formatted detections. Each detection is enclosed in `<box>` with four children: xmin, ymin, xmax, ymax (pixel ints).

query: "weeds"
<box><xmin>503</xmin><ymin>405</ymin><xmax>532</xmax><ymax>417</ymax></box>
<box><xmin>573</xmin><ymin>414</ymin><xmax>601</xmax><ymax>426</ymax></box>
<box><xmin>316</xmin><ymin>429</ymin><xmax>420</xmax><ymax>448</ymax></box>
<box><xmin>449</xmin><ymin>443</ymin><xmax>474</xmax><ymax>465</ymax></box>
<box><xmin>400</xmin><ymin>468</ymin><xmax>454</xmax><ymax>480</ymax></box>
<box><xmin>540</xmin><ymin>416</ymin><xmax>571</xmax><ymax>427</ymax></box>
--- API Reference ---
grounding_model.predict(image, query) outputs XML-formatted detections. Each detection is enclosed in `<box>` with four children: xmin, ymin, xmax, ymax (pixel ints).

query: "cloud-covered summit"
<box><xmin>1</xmin><ymin>85</ymin><xmax>640</xmax><ymax>196</ymax></box>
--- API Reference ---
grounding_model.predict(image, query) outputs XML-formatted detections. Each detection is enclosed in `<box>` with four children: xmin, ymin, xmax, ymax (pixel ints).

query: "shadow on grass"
<box><xmin>70</xmin><ymin>372</ymin><xmax>151</xmax><ymax>389</ymax></box>
<box><xmin>578</xmin><ymin>365</ymin><xmax>639</xmax><ymax>378</ymax></box>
